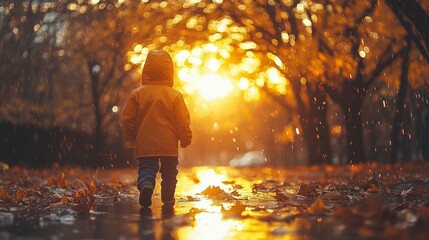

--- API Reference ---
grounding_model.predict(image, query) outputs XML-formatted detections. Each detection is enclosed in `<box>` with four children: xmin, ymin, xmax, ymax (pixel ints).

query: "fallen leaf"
<box><xmin>367</xmin><ymin>184</ymin><xmax>379</xmax><ymax>193</ymax></box>
<box><xmin>306</xmin><ymin>197</ymin><xmax>325</xmax><ymax>214</ymax></box>
<box><xmin>296</xmin><ymin>184</ymin><xmax>318</xmax><ymax>197</ymax></box>
<box><xmin>231</xmin><ymin>190</ymin><xmax>240</xmax><ymax>197</ymax></box>
<box><xmin>222</xmin><ymin>180</ymin><xmax>235</xmax><ymax>185</ymax></box>
<box><xmin>187</xmin><ymin>195</ymin><xmax>198</xmax><ymax>201</ymax></box>
<box><xmin>274</xmin><ymin>192</ymin><xmax>289</xmax><ymax>201</ymax></box>
<box><xmin>322</xmin><ymin>191</ymin><xmax>348</xmax><ymax>200</ymax></box>
<box><xmin>61</xmin><ymin>196</ymin><xmax>70</xmax><ymax>204</ymax></box>
<box><xmin>201</xmin><ymin>186</ymin><xmax>226</xmax><ymax>196</ymax></box>
<box><xmin>252</xmin><ymin>180</ymin><xmax>280</xmax><ymax>193</ymax></box>
<box><xmin>15</xmin><ymin>189</ymin><xmax>27</xmax><ymax>202</ymax></box>
<box><xmin>222</xmin><ymin>201</ymin><xmax>246</xmax><ymax>218</ymax></box>
<box><xmin>0</xmin><ymin>188</ymin><xmax>8</xmax><ymax>201</ymax></box>
<box><xmin>72</xmin><ymin>189</ymin><xmax>93</xmax><ymax>213</ymax></box>
<box><xmin>56</xmin><ymin>172</ymin><xmax>67</xmax><ymax>188</ymax></box>
<box><xmin>84</xmin><ymin>179</ymin><xmax>97</xmax><ymax>195</ymax></box>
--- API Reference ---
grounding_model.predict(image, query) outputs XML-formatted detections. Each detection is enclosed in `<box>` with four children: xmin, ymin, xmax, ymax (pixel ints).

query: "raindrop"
<box><xmin>92</xmin><ymin>64</ymin><xmax>101</xmax><ymax>74</ymax></box>
<box><xmin>111</xmin><ymin>106</ymin><xmax>118</xmax><ymax>113</ymax></box>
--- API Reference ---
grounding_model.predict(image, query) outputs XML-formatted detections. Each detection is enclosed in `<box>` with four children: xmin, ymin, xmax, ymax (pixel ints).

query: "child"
<box><xmin>122</xmin><ymin>50</ymin><xmax>192</xmax><ymax>208</ymax></box>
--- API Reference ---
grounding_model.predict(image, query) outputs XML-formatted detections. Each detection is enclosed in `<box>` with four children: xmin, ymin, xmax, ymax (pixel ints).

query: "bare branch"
<box><xmin>365</xmin><ymin>42</ymin><xmax>408</xmax><ymax>89</ymax></box>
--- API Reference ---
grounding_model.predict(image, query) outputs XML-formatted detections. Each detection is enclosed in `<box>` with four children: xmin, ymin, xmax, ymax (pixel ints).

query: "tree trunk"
<box><xmin>342</xmin><ymin>102</ymin><xmax>366</xmax><ymax>164</ymax></box>
<box><xmin>298</xmin><ymin>89</ymin><xmax>332</xmax><ymax>165</ymax></box>
<box><xmin>91</xmin><ymin>76</ymin><xmax>102</xmax><ymax>144</ymax></box>
<box><xmin>300</xmin><ymin>117</ymin><xmax>332</xmax><ymax>165</ymax></box>
<box><xmin>390</xmin><ymin>40</ymin><xmax>411</xmax><ymax>163</ymax></box>
<box><xmin>88</xmin><ymin>61</ymin><xmax>103</xmax><ymax>168</ymax></box>
<box><xmin>424</xmin><ymin>110</ymin><xmax>429</xmax><ymax>161</ymax></box>
<box><xmin>289</xmin><ymin>79</ymin><xmax>332</xmax><ymax>165</ymax></box>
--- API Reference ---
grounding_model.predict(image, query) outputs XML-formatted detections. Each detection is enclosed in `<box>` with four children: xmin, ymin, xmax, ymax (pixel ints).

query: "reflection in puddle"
<box><xmin>178</xmin><ymin>211</ymin><xmax>241</xmax><ymax>240</ymax></box>
<box><xmin>190</xmin><ymin>169</ymin><xmax>228</xmax><ymax>194</ymax></box>
<box><xmin>192</xmin><ymin>199</ymin><xmax>218</xmax><ymax>212</ymax></box>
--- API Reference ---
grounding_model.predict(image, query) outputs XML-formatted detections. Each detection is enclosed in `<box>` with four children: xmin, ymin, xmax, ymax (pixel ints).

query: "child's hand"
<box><xmin>180</xmin><ymin>141</ymin><xmax>190</xmax><ymax>148</ymax></box>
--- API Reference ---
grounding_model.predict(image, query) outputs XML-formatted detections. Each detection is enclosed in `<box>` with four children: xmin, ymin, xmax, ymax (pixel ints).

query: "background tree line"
<box><xmin>0</xmin><ymin>0</ymin><xmax>428</xmax><ymax>167</ymax></box>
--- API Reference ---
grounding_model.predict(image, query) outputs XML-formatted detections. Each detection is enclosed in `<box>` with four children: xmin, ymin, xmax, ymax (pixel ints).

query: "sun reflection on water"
<box><xmin>178</xmin><ymin>209</ymin><xmax>242</xmax><ymax>240</ymax></box>
<box><xmin>190</xmin><ymin>169</ymin><xmax>228</xmax><ymax>194</ymax></box>
<box><xmin>174</xmin><ymin>167</ymin><xmax>304</xmax><ymax>239</ymax></box>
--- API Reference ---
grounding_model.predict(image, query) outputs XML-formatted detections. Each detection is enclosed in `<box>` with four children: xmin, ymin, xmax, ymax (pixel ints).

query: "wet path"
<box><xmin>1</xmin><ymin>165</ymin><xmax>429</xmax><ymax>239</ymax></box>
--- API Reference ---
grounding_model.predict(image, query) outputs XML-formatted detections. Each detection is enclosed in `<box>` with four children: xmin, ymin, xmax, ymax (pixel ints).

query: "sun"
<box><xmin>196</xmin><ymin>73</ymin><xmax>234</xmax><ymax>100</ymax></box>
<box><xmin>176</xmin><ymin>59</ymin><xmax>235</xmax><ymax>101</ymax></box>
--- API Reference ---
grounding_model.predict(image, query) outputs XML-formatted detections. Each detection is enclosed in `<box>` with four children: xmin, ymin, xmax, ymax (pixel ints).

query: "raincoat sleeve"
<box><xmin>174</xmin><ymin>95</ymin><xmax>192</xmax><ymax>148</ymax></box>
<box><xmin>121</xmin><ymin>93</ymin><xmax>138</xmax><ymax>149</ymax></box>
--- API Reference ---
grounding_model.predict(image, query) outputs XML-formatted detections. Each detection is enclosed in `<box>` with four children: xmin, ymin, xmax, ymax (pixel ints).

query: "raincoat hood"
<box><xmin>141</xmin><ymin>50</ymin><xmax>174</xmax><ymax>87</ymax></box>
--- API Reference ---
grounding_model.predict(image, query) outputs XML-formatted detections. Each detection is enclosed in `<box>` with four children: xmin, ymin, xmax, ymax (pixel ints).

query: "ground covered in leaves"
<box><xmin>1</xmin><ymin>162</ymin><xmax>429</xmax><ymax>239</ymax></box>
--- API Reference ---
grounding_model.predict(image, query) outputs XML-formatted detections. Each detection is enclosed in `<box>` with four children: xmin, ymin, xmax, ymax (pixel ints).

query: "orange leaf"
<box><xmin>231</xmin><ymin>190</ymin><xmax>240</xmax><ymax>197</ymax></box>
<box><xmin>61</xmin><ymin>196</ymin><xmax>70</xmax><ymax>204</ymax></box>
<box><xmin>56</xmin><ymin>172</ymin><xmax>66</xmax><ymax>188</ymax></box>
<box><xmin>367</xmin><ymin>184</ymin><xmax>379</xmax><ymax>193</ymax></box>
<box><xmin>296</xmin><ymin>184</ymin><xmax>318</xmax><ymax>197</ymax></box>
<box><xmin>84</xmin><ymin>179</ymin><xmax>97</xmax><ymax>195</ymax></box>
<box><xmin>307</xmin><ymin>197</ymin><xmax>325</xmax><ymax>214</ymax></box>
<box><xmin>0</xmin><ymin>188</ymin><xmax>8</xmax><ymax>201</ymax></box>
<box><xmin>222</xmin><ymin>201</ymin><xmax>246</xmax><ymax>218</ymax></box>
<box><xmin>201</xmin><ymin>186</ymin><xmax>227</xmax><ymax>196</ymax></box>
<box><xmin>45</xmin><ymin>176</ymin><xmax>54</xmax><ymax>186</ymax></box>
<box><xmin>322</xmin><ymin>191</ymin><xmax>348</xmax><ymax>200</ymax></box>
<box><xmin>274</xmin><ymin>192</ymin><xmax>289</xmax><ymax>201</ymax></box>
<box><xmin>15</xmin><ymin>189</ymin><xmax>27</xmax><ymax>202</ymax></box>
<box><xmin>187</xmin><ymin>195</ymin><xmax>198</xmax><ymax>201</ymax></box>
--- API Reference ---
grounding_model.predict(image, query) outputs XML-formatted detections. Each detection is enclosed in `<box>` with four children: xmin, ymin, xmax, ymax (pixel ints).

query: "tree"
<box><xmin>314</xmin><ymin>0</ymin><xmax>409</xmax><ymax>163</ymax></box>
<box><xmin>163</xmin><ymin>0</ymin><xmax>334</xmax><ymax>164</ymax></box>
<box><xmin>0</xmin><ymin>0</ymin><xmax>67</xmax><ymax>124</ymax></box>
<box><xmin>384</xmin><ymin>0</ymin><xmax>429</xmax><ymax>62</ymax></box>
<box><xmin>390</xmin><ymin>38</ymin><xmax>411</xmax><ymax>163</ymax></box>
<box><xmin>166</xmin><ymin>0</ymin><xmax>425</xmax><ymax>164</ymax></box>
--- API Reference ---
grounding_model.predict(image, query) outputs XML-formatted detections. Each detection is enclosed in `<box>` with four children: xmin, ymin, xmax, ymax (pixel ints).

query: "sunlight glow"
<box><xmin>244</xmin><ymin>86</ymin><xmax>260</xmax><ymax>102</ymax></box>
<box><xmin>127</xmin><ymin>23</ymin><xmax>291</xmax><ymax>105</ymax></box>
<box><xmin>206</xmin><ymin>58</ymin><xmax>221</xmax><ymax>71</ymax></box>
<box><xmin>191</xmin><ymin>169</ymin><xmax>227</xmax><ymax>194</ymax></box>
<box><xmin>302</xmin><ymin>18</ymin><xmax>312</xmax><ymax>27</ymax></box>
<box><xmin>175</xmin><ymin>46</ymin><xmax>235</xmax><ymax>101</ymax></box>
<box><xmin>196</xmin><ymin>74</ymin><xmax>233</xmax><ymax>100</ymax></box>
<box><xmin>179</xmin><ymin>211</ymin><xmax>239</xmax><ymax>240</ymax></box>
<box><xmin>89</xmin><ymin>0</ymin><xmax>100</xmax><ymax>5</ymax></box>
<box><xmin>239</xmin><ymin>41</ymin><xmax>257</xmax><ymax>50</ymax></box>
<box><xmin>267</xmin><ymin>53</ymin><xmax>285</xmax><ymax>69</ymax></box>
<box><xmin>238</xmin><ymin>78</ymin><xmax>249</xmax><ymax>90</ymax></box>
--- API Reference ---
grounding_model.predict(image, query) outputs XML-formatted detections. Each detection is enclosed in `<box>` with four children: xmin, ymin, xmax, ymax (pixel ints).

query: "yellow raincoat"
<box><xmin>121</xmin><ymin>50</ymin><xmax>192</xmax><ymax>158</ymax></box>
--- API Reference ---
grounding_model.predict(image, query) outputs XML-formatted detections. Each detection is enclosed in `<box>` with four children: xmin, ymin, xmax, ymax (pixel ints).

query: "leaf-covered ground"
<box><xmin>1</xmin><ymin>162</ymin><xmax>429</xmax><ymax>239</ymax></box>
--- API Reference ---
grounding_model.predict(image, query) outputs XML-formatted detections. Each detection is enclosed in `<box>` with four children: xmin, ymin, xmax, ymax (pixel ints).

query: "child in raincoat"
<box><xmin>122</xmin><ymin>50</ymin><xmax>192</xmax><ymax>208</ymax></box>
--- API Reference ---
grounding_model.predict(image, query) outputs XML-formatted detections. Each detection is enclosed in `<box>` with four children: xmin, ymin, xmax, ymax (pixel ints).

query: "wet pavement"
<box><xmin>1</xmin><ymin>165</ymin><xmax>429</xmax><ymax>239</ymax></box>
